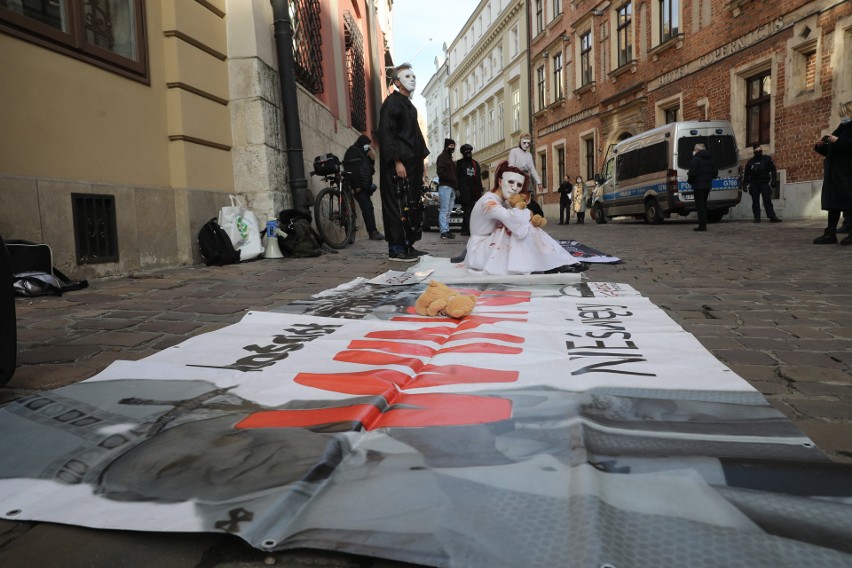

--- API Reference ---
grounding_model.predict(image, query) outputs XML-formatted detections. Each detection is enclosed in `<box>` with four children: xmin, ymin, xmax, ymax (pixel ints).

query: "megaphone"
<box><xmin>263</xmin><ymin>220</ymin><xmax>285</xmax><ymax>259</ymax></box>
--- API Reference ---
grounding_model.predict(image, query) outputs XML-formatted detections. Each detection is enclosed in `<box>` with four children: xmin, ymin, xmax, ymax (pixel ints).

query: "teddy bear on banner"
<box><xmin>415</xmin><ymin>280</ymin><xmax>477</xmax><ymax>319</ymax></box>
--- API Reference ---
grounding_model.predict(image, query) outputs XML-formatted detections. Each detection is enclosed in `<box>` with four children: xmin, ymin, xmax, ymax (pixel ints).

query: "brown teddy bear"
<box><xmin>507</xmin><ymin>193</ymin><xmax>527</xmax><ymax>209</ymax></box>
<box><xmin>507</xmin><ymin>193</ymin><xmax>546</xmax><ymax>227</ymax></box>
<box><xmin>415</xmin><ymin>280</ymin><xmax>477</xmax><ymax>319</ymax></box>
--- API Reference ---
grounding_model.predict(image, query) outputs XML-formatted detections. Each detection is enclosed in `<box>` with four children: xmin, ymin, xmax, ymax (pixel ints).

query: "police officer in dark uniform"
<box><xmin>743</xmin><ymin>144</ymin><xmax>781</xmax><ymax>223</ymax></box>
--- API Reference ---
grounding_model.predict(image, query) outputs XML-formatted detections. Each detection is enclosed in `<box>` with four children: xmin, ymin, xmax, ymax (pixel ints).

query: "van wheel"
<box><xmin>644</xmin><ymin>199</ymin><xmax>663</xmax><ymax>224</ymax></box>
<box><xmin>593</xmin><ymin>203</ymin><xmax>606</xmax><ymax>224</ymax></box>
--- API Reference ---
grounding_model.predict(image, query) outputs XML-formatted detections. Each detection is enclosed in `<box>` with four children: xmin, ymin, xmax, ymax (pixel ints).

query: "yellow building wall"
<box><xmin>0</xmin><ymin>0</ymin><xmax>235</xmax><ymax>277</ymax></box>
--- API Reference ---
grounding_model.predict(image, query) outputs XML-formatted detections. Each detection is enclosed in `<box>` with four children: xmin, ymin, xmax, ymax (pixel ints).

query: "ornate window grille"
<box><xmin>344</xmin><ymin>12</ymin><xmax>366</xmax><ymax>132</ymax></box>
<box><xmin>291</xmin><ymin>0</ymin><xmax>323</xmax><ymax>93</ymax></box>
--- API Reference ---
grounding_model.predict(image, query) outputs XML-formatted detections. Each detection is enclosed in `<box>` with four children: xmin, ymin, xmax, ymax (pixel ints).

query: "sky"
<box><xmin>391</xmin><ymin>0</ymin><xmax>481</xmax><ymax>117</ymax></box>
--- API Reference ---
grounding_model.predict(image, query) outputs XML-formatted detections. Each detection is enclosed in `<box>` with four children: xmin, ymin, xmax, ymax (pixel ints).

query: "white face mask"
<box><xmin>397</xmin><ymin>69</ymin><xmax>416</xmax><ymax>94</ymax></box>
<box><xmin>500</xmin><ymin>172</ymin><xmax>525</xmax><ymax>199</ymax></box>
<box><xmin>520</xmin><ymin>139</ymin><xmax>530</xmax><ymax>150</ymax></box>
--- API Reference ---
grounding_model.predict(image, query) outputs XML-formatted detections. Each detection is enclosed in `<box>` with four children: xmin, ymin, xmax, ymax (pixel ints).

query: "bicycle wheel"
<box><xmin>343</xmin><ymin>191</ymin><xmax>357</xmax><ymax>244</ymax></box>
<box><xmin>314</xmin><ymin>187</ymin><xmax>353</xmax><ymax>248</ymax></box>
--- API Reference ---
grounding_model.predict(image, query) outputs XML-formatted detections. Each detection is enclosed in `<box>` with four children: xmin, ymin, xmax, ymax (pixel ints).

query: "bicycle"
<box><xmin>310</xmin><ymin>154</ymin><xmax>358</xmax><ymax>249</ymax></box>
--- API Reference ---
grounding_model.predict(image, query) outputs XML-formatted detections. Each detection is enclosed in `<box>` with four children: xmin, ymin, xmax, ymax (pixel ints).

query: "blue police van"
<box><xmin>592</xmin><ymin>120</ymin><xmax>742</xmax><ymax>224</ymax></box>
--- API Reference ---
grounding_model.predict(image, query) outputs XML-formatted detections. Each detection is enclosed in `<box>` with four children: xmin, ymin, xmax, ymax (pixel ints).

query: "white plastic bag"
<box><xmin>217</xmin><ymin>195</ymin><xmax>263</xmax><ymax>261</ymax></box>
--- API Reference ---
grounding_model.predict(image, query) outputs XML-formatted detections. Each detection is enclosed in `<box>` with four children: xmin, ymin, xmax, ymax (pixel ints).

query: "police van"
<box><xmin>591</xmin><ymin>120</ymin><xmax>742</xmax><ymax>224</ymax></box>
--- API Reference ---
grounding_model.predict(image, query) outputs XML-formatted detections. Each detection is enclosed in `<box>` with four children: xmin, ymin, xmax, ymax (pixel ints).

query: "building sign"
<box><xmin>648</xmin><ymin>17</ymin><xmax>785</xmax><ymax>92</ymax></box>
<box><xmin>539</xmin><ymin>108</ymin><xmax>598</xmax><ymax>137</ymax></box>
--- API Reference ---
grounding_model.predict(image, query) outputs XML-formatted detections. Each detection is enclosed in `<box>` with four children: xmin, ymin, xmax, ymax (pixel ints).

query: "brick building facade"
<box><xmin>529</xmin><ymin>0</ymin><xmax>852</xmax><ymax>219</ymax></box>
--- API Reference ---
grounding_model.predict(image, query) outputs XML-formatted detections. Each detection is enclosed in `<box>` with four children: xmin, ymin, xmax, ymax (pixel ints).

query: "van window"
<box><xmin>677</xmin><ymin>136</ymin><xmax>738</xmax><ymax>169</ymax></box>
<box><xmin>638</xmin><ymin>142</ymin><xmax>669</xmax><ymax>175</ymax></box>
<box><xmin>616</xmin><ymin>141</ymin><xmax>668</xmax><ymax>181</ymax></box>
<box><xmin>616</xmin><ymin>150</ymin><xmax>638</xmax><ymax>180</ymax></box>
<box><xmin>603</xmin><ymin>158</ymin><xmax>614</xmax><ymax>180</ymax></box>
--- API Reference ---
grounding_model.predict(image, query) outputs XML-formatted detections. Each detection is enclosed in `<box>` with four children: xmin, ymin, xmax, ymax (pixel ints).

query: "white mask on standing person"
<box><xmin>397</xmin><ymin>69</ymin><xmax>417</xmax><ymax>94</ymax></box>
<box><xmin>500</xmin><ymin>172</ymin><xmax>525</xmax><ymax>200</ymax></box>
<box><xmin>520</xmin><ymin>139</ymin><xmax>531</xmax><ymax>151</ymax></box>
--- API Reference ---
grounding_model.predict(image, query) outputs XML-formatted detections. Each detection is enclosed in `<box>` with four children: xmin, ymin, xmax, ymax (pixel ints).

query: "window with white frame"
<box><xmin>580</xmin><ymin>31</ymin><xmax>593</xmax><ymax>86</ymax></box>
<box><xmin>556</xmin><ymin>146</ymin><xmax>565</xmax><ymax>186</ymax></box>
<box><xmin>616</xmin><ymin>3</ymin><xmax>633</xmax><ymax>68</ymax></box>
<box><xmin>497</xmin><ymin>101</ymin><xmax>505</xmax><ymax>140</ymax></box>
<box><xmin>658</xmin><ymin>0</ymin><xmax>679</xmax><ymax>43</ymax></box>
<box><xmin>540</xmin><ymin>152</ymin><xmax>548</xmax><ymax>189</ymax></box>
<box><xmin>746</xmin><ymin>69</ymin><xmax>771</xmax><ymax>146</ymax></box>
<box><xmin>582</xmin><ymin>135</ymin><xmax>596</xmax><ymax>180</ymax></box>
<box><xmin>553</xmin><ymin>52</ymin><xmax>563</xmax><ymax>100</ymax></box>
<box><xmin>553</xmin><ymin>0</ymin><xmax>563</xmax><ymax>19</ymax></box>
<box><xmin>665</xmin><ymin>106</ymin><xmax>679</xmax><ymax>123</ymax></box>
<box><xmin>535</xmin><ymin>0</ymin><xmax>543</xmax><ymax>35</ymax></box>
<box><xmin>537</xmin><ymin>65</ymin><xmax>547</xmax><ymax>110</ymax></box>
<box><xmin>510</xmin><ymin>24</ymin><xmax>519</xmax><ymax>56</ymax></box>
<box><xmin>512</xmin><ymin>87</ymin><xmax>521</xmax><ymax>132</ymax></box>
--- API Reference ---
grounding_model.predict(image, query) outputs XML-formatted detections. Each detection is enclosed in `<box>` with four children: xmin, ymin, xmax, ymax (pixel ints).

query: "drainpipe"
<box><xmin>271</xmin><ymin>0</ymin><xmax>309</xmax><ymax>215</ymax></box>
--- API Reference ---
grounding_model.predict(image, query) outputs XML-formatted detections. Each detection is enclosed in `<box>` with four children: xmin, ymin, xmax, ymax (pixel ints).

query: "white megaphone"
<box><xmin>263</xmin><ymin>220</ymin><xmax>285</xmax><ymax>259</ymax></box>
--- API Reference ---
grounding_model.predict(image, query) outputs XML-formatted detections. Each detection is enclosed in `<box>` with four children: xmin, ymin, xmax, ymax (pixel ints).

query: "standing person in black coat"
<box><xmin>455</xmin><ymin>144</ymin><xmax>483</xmax><ymax>236</ymax></box>
<box><xmin>687</xmin><ymin>143</ymin><xmax>718</xmax><ymax>232</ymax></box>
<box><xmin>557</xmin><ymin>175</ymin><xmax>572</xmax><ymax>225</ymax></box>
<box><xmin>743</xmin><ymin>144</ymin><xmax>781</xmax><ymax>223</ymax></box>
<box><xmin>813</xmin><ymin>100</ymin><xmax>852</xmax><ymax>245</ymax></box>
<box><xmin>343</xmin><ymin>135</ymin><xmax>384</xmax><ymax>241</ymax></box>
<box><xmin>378</xmin><ymin>63</ymin><xmax>430</xmax><ymax>262</ymax></box>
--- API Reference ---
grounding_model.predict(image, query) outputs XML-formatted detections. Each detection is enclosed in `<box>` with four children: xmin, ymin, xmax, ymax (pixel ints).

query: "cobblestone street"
<box><xmin>1</xmin><ymin>217</ymin><xmax>850</xmax><ymax>567</ymax></box>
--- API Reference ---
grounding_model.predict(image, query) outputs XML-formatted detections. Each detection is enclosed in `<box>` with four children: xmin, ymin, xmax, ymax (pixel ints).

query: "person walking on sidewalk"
<box><xmin>743</xmin><ymin>144</ymin><xmax>781</xmax><ymax>223</ymax></box>
<box><xmin>455</xmin><ymin>143</ymin><xmax>483</xmax><ymax>236</ymax></box>
<box><xmin>558</xmin><ymin>175</ymin><xmax>572</xmax><ymax>224</ymax></box>
<box><xmin>572</xmin><ymin>176</ymin><xmax>588</xmax><ymax>224</ymax></box>
<box><xmin>813</xmin><ymin>100</ymin><xmax>852</xmax><ymax>245</ymax></box>
<box><xmin>343</xmin><ymin>135</ymin><xmax>384</xmax><ymax>241</ymax></box>
<box><xmin>378</xmin><ymin>63</ymin><xmax>429</xmax><ymax>262</ymax></box>
<box><xmin>687</xmin><ymin>143</ymin><xmax>718</xmax><ymax>232</ymax></box>
<box><xmin>436</xmin><ymin>138</ymin><xmax>458</xmax><ymax>240</ymax></box>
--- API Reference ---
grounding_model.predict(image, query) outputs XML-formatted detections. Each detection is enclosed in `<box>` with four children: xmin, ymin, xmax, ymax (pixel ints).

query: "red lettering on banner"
<box><xmin>366</xmin><ymin>328</ymin><xmax>525</xmax><ymax>344</ymax></box>
<box><xmin>236</xmin><ymin>393</ymin><xmax>512</xmax><ymax>430</ymax></box>
<box><xmin>296</xmin><ymin>363</ymin><xmax>517</xmax><ymax>392</ymax></box>
<box><xmin>236</xmin><ymin>312</ymin><xmax>530</xmax><ymax>431</ymax></box>
<box><xmin>346</xmin><ymin>339</ymin><xmax>522</xmax><ymax>357</ymax></box>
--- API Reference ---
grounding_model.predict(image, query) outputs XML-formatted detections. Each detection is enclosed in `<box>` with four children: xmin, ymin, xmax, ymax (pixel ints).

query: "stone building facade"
<box><xmin>529</xmin><ymin>0</ymin><xmax>852</xmax><ymax>219</ymax></box>
<box><xmin>0</xmin><ymin>0</ymin><xmax>392</xmax><ymax>278</ymax></box>
<box><xmin>442</xmin><ymin>0</ymin><xmax>533</xmax><ymax>187</ymax></box>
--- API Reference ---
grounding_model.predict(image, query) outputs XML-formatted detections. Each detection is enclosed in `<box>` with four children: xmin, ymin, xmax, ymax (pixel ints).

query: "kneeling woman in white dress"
<box><xmin>464</xmin><ymin>161</ymin><xmax>587</xmax><ymax>275</ymax></box>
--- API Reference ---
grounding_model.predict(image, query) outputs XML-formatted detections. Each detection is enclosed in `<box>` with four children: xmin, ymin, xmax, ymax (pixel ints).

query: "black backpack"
<box><xmin>5</xmin><ymin>240</ymin><xmax>89</xmax><ymax>297</ymax></box>
<box><xmin>198</xmin><ymin>218</ymin><xmax>241</xmax><ymax>266</ymax></box>
<box><xmin>278</xmin><ymin>210</ymin><xmax>323</xmax><ymax>258</ymax></box>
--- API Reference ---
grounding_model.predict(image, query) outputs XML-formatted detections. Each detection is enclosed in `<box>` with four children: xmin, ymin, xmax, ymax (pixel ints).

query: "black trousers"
<box><xmin>694</xmin><ymin>188</ymin><xmax>710</xmax><ymax>227</ymax></box>
<box><xmin>379</xmin><ymin>159</ymin><xmax>423</xmax><ymax>252</ymax></box>
<box><xmin>559</xmin><ymin>200</ymin><xmax>571</xmax><ymax>223</ymax></box>
<box><xmin>353</xmin><ymin>188</ymin><xmax>378</xmax><ymax>234</ymax></box>
<box><xmin>461</xmin><ymin>201</ymin><xmax>473</xmax><ymax>234</ymax></box>
<box><xmin>749</xmin><ymin>182</ymin><xmax>777</xmax><ymax>220</ymax></box>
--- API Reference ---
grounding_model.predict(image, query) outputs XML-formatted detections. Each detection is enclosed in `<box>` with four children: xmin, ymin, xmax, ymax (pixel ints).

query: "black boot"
<box><xmin>813</xmin><ymin>228</ymin><xmax>838</xmax><ymax>244</ymax></box>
